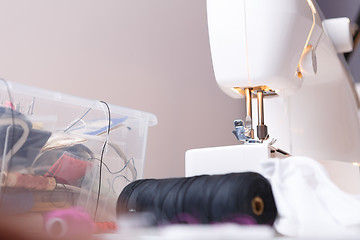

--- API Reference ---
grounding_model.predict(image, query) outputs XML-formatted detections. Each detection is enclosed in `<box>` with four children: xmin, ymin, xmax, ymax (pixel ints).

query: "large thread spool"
<box><xmin>117</xmin><ymin>172</ymin><xmax>277</xmax><ymax>225</ymax></box>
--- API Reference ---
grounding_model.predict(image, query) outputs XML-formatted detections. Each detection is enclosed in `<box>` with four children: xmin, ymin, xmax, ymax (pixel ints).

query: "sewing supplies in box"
<box><xmin>0</xmin><ymin>80</ymin><xmax>157</xmax><ymax>237</ymax></box>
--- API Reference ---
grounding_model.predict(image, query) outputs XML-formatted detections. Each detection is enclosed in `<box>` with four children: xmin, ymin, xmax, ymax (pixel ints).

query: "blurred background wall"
<box><xmin>0</xmin><ymin>0</ymin><xmax>241</xmax><ymax>178</ymax></box>
<box><xmin>0</xmin><ymin>0</ymin><xmax>358</xmax><ymax>178</ymax></box>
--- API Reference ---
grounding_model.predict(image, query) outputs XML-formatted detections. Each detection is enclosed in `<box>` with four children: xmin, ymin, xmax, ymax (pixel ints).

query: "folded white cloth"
<box><xmin>261</xmin><ymin>156</ymin><xmax>360</xmax><ymax>238</ymax></box>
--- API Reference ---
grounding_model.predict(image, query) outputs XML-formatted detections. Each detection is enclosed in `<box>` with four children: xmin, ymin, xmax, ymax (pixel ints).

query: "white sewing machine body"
<box><xmin>186</xmin><ymin>0</ymin><xmax>360</xmax><ymax>193</ymax></box>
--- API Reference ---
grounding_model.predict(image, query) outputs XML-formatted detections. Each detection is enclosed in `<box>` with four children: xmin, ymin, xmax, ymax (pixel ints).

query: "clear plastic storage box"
<box><xmin>0</xmin><ymin>80</ymin><xmax>157</xmax><ymax>225</ymax></box>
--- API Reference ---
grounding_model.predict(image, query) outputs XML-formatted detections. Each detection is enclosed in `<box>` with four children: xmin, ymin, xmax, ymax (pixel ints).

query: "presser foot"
<box><xmin>232</xmin><ymin>119</ymin><xmax>254</xmax><ymax>141</ymax></box>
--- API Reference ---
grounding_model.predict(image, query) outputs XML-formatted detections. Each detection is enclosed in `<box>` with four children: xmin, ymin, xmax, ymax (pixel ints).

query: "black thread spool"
<box><xmin>116</xmin><ymin>172</ymin><xmax>277</xmax><ymax>226</ymax></box>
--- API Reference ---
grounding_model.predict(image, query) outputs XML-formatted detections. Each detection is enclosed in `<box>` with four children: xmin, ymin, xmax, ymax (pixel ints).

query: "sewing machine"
<box><xmin>186</xmin><ymin>0</ymin><xmax>360</xmax><ymax>194</ymax></box>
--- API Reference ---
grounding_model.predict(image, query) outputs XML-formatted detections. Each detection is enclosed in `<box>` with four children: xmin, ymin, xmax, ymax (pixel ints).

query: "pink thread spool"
<box><xmin>44</xmin><ymin>207</ymin><xmax>95</xmax><ymax>239</ymax></box>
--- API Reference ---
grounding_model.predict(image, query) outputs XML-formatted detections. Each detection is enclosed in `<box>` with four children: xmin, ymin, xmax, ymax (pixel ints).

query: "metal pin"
<box><xmin>257</xmin><ymin>90</ymin><xmax>264</xmax><ymax>125</ymax></box>
<box><xmin>256</xmin><ymin>90</ymin><xmax>268</xmax><ymax>140</ymax></box>
<box><xmin>244</xmin><ymin>88</ymin><xmax>254</xmax><ymax>139</ymax></box>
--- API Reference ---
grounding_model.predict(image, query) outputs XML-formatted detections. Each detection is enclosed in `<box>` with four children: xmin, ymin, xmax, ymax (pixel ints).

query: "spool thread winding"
<box><xmin>117</xmin><ymin>172</ymin><xmax>277</xmax><ymax>226</ymax></box>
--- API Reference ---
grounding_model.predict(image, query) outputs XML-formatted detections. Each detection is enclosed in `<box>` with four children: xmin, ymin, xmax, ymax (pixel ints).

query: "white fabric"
<box><xmin>261</xmin><ymin>156</ymin><xmax>360</xmax><ymax>238</ymax></box>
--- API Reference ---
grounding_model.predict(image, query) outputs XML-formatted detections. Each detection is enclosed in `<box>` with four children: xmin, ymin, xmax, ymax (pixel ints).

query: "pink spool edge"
<box><xmin>44</xmin><ymin>207</ymin><xmax>96</xmax><ymax>238</ymax></box>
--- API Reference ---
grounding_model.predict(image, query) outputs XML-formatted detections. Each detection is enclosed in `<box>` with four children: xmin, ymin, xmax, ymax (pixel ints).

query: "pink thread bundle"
<box><xmin>44</xmin><ymin>207</ymin><xmax>95</xmax><ymax>239</ymax></box>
